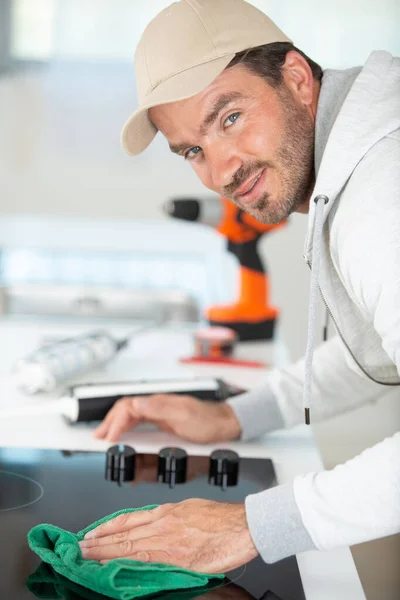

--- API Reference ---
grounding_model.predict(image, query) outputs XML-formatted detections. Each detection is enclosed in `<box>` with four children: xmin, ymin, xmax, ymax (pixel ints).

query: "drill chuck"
<box><xmin>164</xmin><ymin>198</ymin><xmax>200</xmax><ymax>221</ymax></box>
<box><xmin>164</xmin><ymin>197</ymin><xmax>222</xmax><ymax>228</ymax></box>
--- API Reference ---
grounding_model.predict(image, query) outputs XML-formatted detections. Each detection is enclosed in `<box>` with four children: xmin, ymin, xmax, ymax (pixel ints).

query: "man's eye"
<box><xmin>185</xmin><ymin>146</ymin><xmax>202</xmax><ymax>160</ymax></box>
<box><xmin>223</xmin><ymin>112</ymin><xmax>240</xmax><ymax>128</ymax></box>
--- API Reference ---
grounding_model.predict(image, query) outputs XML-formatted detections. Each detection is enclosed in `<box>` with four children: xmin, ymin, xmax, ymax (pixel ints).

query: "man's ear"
<box><xmin>282</xmin><ymin>50</ymin><xmax>315</xmax><ymax>107</ymax></box>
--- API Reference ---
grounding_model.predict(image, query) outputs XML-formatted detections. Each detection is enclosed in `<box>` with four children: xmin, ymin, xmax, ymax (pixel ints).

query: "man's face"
<box><xmin>149</xmin><ymin>62</ymin><xmax>315</xmax><ymax>224</ymax></box>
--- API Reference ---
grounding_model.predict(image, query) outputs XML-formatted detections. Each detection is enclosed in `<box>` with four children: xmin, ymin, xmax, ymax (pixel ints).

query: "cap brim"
<box><xmin>121</xmin><ymin>54</ymin><xmax>235</xmax><ymax>156</ymax></box>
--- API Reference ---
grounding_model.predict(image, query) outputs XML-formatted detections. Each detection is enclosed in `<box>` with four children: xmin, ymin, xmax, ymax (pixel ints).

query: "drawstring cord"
<box><xmin>303</xmin><ymin>195</ymin><xmax>329</xmax><ymax>424</ymax></box>
<box><xmin>323</xmin><ymin>308</ymin><xmax>330</xmax><ymax>342</ymax></box>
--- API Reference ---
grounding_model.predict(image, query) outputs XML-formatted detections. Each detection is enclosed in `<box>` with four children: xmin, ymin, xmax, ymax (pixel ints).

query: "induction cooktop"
<box><xmin>0</xmin><ymin>446</ymin><xmax>306</xmax><ymax>600</ymax></box>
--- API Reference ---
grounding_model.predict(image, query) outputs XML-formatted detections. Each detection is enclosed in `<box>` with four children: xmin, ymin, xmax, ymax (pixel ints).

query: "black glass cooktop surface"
<box><xmin>0</xmin><ymin>447</ymin><xmax>305</xmax><ymax>600</ymax></box>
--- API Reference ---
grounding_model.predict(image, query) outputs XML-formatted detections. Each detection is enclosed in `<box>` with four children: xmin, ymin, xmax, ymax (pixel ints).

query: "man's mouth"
<box><xmin>234</xmin><ymin>169</ymin><xmax>267</xmax><ymax>204</ymax></box>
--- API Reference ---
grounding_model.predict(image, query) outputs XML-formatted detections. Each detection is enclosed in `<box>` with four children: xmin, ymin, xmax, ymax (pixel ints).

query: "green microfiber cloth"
<box><xmin>26</xmin><ymin>561</ymin><xmax>224</xmax><ymax>600</ymax></box>
<box><xmin>27</xmin><ymin>505</ymin><xmax>225</xmax><ymax>600</ymax></box>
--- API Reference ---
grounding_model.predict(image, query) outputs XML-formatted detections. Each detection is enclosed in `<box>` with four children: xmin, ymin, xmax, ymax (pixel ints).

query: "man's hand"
<box><xmin>79</xmin><ymin>500</ymin><xmax>258</xmax><ymax>573</ymax></box>
<box><xmin>93</xmin><ymin>395</ymin><xmax>241</xmax><ymax>444</ymax></box>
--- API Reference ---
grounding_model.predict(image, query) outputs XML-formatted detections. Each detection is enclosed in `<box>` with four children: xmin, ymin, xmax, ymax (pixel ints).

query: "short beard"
<box><xmin>225</xmin><ymin>86</ymin><xmax>315</xmax><ymax>225</ymax></box>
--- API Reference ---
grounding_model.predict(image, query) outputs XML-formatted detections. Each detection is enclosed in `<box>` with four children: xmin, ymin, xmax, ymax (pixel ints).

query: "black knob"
<box><xmin>209</xmin><ymin>449</ymin><xmax>240</xmax><ymax>489</ymax></box>
<box><xmin>158</xmin><ymin>447</ymin><xmax>187</xmax><ymax>487</ymax></box>
<box><xmin>105</xmin><ymin>445</ymin><xmax>136</xmax><ymax>486</ymax></box>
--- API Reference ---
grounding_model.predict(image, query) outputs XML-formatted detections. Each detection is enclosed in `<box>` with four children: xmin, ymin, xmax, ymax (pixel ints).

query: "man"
<box><xmin>79</xmin><ymin>0</ymin><xmax>400</xmax><ymax>572</ymax></box>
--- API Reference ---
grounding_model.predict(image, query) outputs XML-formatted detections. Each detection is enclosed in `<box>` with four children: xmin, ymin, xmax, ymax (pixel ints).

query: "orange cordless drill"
<box><xmin>164</xmin><ymin>196</ymin><xmax>286</xmax><ymax>341</ymax></box>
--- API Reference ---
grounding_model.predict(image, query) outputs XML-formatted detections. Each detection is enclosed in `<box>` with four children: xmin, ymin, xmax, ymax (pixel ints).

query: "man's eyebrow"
<box><xmin>169</xmin><ymin>142</ymin><xmax>191</xmax><ymax>155</ymax></box>
<box><xmin>199</xmin><ymin>91</ymin><xmax>245</xmax><ymax>136</ymax></box>
<box><xmin>168</xmin><ymin>92</ymin><xmax>246</xmax><ymax>155</ymax></box>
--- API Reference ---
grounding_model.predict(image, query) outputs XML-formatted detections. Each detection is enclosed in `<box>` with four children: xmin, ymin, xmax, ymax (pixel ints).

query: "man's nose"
<box><xmin>206</xmin><ymin>144</ymin><xmax>242</xmax><ymax>190</ymax></box>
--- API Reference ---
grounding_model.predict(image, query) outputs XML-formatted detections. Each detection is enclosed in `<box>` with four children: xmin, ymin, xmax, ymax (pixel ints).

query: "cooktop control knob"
<box><xmin>158</xmin><ymin>447</ymin><xmax>187</xmax><ymax>487</ymax></box>
<box><xmin>209</xmin><ymin>449</ymin><xmax>240</xmax><ymax>489</ymax></box>
<box><xmin>105</xmin><ymin>445</ymin><xmax>136</xmax><ymax>486</ymax></box>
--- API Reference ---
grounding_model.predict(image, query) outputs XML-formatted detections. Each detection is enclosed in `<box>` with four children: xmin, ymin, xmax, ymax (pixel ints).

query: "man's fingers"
<box><xmin>80</xmin><ymin>525</ymin><xmax>162</xmax><ymax>560</ymax></box>
<box><xmin>106</xmin><ymin>413</ymin><xmax>139</xmax><ymax>442</ymax></box>
<box><xmin>93</xmin><ymin>394</ymin><xmax>192</xmax><ymax>442</ymax></box>
<box><xmin>93</xmin><ymin>403</ymin><xmax>118</xmax><ymax>438</ymax></box>
<box><xmin>93</xmin><ymin>399</ymin><xmax>140</xmax><ymax>441</ymax></box>
<box><xmin>81</xmin><ymin>535</ymin><xmax>174</xmax><ymax>565</ymax></box>
<box><xmin>80</xmin><ymin>535</ymin><xmax>170</xmax><ymax>562</ymax></box>
<box><xmin>93</xmin><ymin>416</ymin><xmax>112</xmax><ymax>439</ymax></box>
<box><xmin>84</xmin><ymin>507</ymin><xmax>160</xmax><ymax>540</ymax></box>
<box><xmin>81</xmin><ymin>536</ymin><xmax>171</xmax><ymax>563</ymax></box>
<box><xmin>100</xmin><ymin>548</ymin><xmax>172</xmax><ymax>566</ymax></box>
<box><xmin>93</xmin><ymin>403</ymin><xmax>123</xmax><ymax>439</ymax></box>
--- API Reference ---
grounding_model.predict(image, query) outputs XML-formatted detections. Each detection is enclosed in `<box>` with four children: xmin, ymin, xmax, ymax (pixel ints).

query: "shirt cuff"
<box><xmin>226</xmin><ymin>383</ymin><xmax>285</xmax><ymax>440</ymax></box>
<box><xmin>245</xmin><ymin>483</ymin><xmax>317</xmax><ymax>563</ymax></box>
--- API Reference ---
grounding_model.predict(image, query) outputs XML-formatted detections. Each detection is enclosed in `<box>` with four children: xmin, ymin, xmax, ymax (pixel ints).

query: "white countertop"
<box><xmin>0</xmin><ymin>316</ymin><xmax>366</xmax><ymax>600</ymax></box>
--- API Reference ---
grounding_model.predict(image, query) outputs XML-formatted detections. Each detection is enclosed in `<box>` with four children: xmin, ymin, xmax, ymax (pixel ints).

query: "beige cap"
<box><xmin>121</xmin><ymin>0</ymin><xmax>291</xmax><ymax>156</ymax></box>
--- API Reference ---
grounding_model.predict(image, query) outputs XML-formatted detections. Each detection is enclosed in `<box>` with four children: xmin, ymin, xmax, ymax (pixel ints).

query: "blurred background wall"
<box><xmin>1</xmin><ymin>3</ymin><xmax>399</xmax><ymax>596</ymax></box>
<box><xmin>1</xmin><ymin>0</ymin><xmax>400</xmax><ymax>360</ymax></box>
